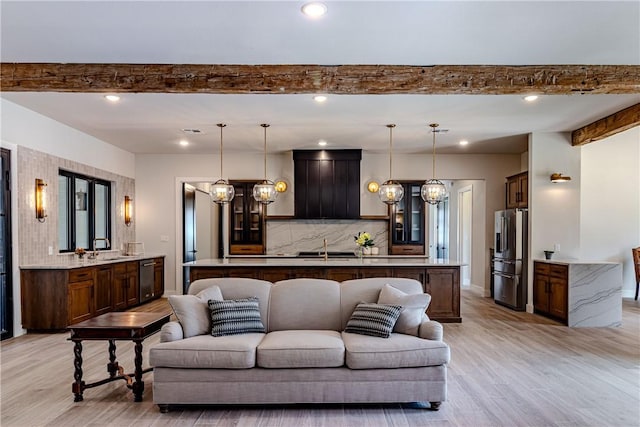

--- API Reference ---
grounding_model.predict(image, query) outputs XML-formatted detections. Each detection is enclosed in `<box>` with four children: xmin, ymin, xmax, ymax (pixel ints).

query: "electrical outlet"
<box><xmin>554</xmin><ymin>243</ymin><xmax>560</xmax><ymax>252</ymax></box>
<box><xmin>48</xmin><ymin>246</ymin><xmax>53</xmax><ymax>255</ymax></box>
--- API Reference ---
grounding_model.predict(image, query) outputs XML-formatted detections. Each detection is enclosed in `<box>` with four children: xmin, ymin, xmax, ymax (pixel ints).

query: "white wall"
<box><xmin>580</xmin><ymin>127</ymin><xmax>640</xmax><ymax>298</ymax></box>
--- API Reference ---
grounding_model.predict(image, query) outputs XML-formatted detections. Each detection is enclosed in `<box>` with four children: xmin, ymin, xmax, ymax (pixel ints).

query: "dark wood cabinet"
<box><xmin>153</xmin><ymin>257</ymin><xmax>164</xmax><ymax>299</ymax></box>
<box><xmin>20</xmin><ymin>257</ymin><xmax>164</xmax><ymax>330</ymax></box>
<box><xmin>293</xmin><ymin>150</ymin><xmax>361</xmax><ymax>219</ymax></box>
<box><xmin>506</xmin><ymin>171</ymin><xmax>528</xmax><ymax>208</ymax></box>
<box><xmin>186</xmin><ymin>264</ymin><xmax>461</xmax><ymax>323</ymax></box>
<box><xmin>229</xmin><ymin>181</ymin><xmax>265</xmax><ymax>255</ymax></box>
<box><xmin>94</xmin><ymin>265</ymin><xmax>113</xmax><ymax>316</ymax></box>
<box><xmin>389</xmin><ymin>182</ymin><xmax>425</xmax><ymax>255</ymax></box>
<box><xmin>533</xmin><ymin>261</ymin><xmax>568</xmax><ymax>323</ymax></box>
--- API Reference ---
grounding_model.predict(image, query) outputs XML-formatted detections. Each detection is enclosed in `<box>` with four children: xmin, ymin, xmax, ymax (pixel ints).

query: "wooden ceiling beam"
<box><xmin>1</xmin><ymin>63</ymin><xmax>639</xmax><ymax>95</ymax></box>
<box><xmin>572</xmin><ymin>103</ymin><xmax>640</xmax><ymax>146</ymax></box>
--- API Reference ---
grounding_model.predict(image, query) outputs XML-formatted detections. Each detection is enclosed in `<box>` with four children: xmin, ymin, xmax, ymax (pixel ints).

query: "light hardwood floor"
<box><xmin>2</xmin><ymin>290</ymin><xmax>639</xmax><ymax>427</ymax></box>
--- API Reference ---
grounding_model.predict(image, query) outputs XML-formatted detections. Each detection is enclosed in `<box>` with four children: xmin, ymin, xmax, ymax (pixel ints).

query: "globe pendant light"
<box><xmin>253</xmin><ymin>123</ymin><xmax>278</xmax><ymax>205</ymax></box>
<box><xmin>378</xmin><ymin>124</ymin><xmax>404</xmax><ymax>205</ymax></box>
<box><xmin>421</xmin><ymin>123</ymin><xmax>447</xmax><ymax>205</ymax></box>
<box><xmin>209</xmin><ymin>123</ymin><xmax>235</xmax><ymax>204</ymax></box>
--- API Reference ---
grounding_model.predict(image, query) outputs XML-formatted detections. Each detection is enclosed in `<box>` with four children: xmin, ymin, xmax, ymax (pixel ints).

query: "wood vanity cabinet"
<box><xmin>533</xmin><ymin>261</ymin><xmax>568</xmax><ymax>323</ymax></box>
<box><xmin>506</xmin><ymin>171</ymin><xmax>528</xmax><ymax>209</ymax></box>
<box><xmin>389</xmin><ymin>182</ymin><xmax>425</xmax><ymax>255</ymax></box>
<box><xmin>20</xmin><ymin>257</ymin><xmax>163</xmax><ymax>330</ymax></box>
<box><xmin>229</xmin><ymin>181</ymin><xmax>265</xmax><ymax>255</ymax></box>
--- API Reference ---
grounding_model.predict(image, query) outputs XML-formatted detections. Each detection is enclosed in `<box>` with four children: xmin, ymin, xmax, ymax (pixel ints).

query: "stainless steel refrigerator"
<box><xmin>493</xmin><ymin>209</ymin><xmax>528</xmax><ymax>310</ymax></box>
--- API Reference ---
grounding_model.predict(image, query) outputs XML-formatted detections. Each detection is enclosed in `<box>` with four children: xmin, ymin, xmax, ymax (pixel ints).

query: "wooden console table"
<box><xmin>68</xmin><ymin>312</ymin><xmax>170</xmax><ymax>402</ymax></box>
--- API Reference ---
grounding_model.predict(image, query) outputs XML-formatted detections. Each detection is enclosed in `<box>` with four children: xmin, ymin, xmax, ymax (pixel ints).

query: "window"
<box><xmin>58</xmin><ymin>170</ymin><xmax>112</xmax><ymax>252</ymax></box>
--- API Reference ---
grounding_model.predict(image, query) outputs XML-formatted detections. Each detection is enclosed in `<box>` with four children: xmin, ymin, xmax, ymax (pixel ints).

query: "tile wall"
<box><xmin>266</xmin><ymin>219</ymin><xmax>388</xmax><ymax>255</ymax></box>
<box><xmin>18</xmin><ymin>146</ymin><xmax>135</xmax><ymax>266</ymax></box>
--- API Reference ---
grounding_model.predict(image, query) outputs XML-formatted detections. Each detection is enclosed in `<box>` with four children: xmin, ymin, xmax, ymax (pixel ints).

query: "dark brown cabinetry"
<box><xmin>229</xmin><ymin>181</ymin><xmax>265</xmax><ymax>255</ymax></box>
<box><xmin>187</xmin><ymin>264</ymin><xmax>461</xmax><ymax>323</ymax></box>
<box><xmin>389</xmin><ymin>182</ymin><xmax>425</xmax><ymax>255</ymax></box>
<box><xmin>533</xmin><ymin>261</ymin><xmax>568</xmax><ymax>323</ymax></box>
<box><xmin>293</xmin><ymin>150</ymin><xmax>361</xmax><ymax>219</ymax></box>
<box><xmin>153</xmin><ymin>257</ymin><xmax>164</xmax><ymax>299</ymax></box>
<box><xmin>20</xmin><ymin>257</ymin><xmax>164</xmax><ymax>330</ymax></box>
<box><xmin>506</xmin><ymin>171</ymin><xmax>528</xmax><ymax>208</ymax></box>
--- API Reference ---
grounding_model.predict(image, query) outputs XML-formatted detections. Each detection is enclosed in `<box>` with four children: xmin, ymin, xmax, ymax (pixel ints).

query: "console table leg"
<box><xmin>71</xmin><ymin>340</ymin><xmax>85</xmax><ymax>402</ymax></box>
<box><xmin>131</xmin><ymin>340</ymin><xmax>144</xmax><ymax>402</ymax></box>
<box><xmin>107</xmin><ymin>340</ymin><xmax>119</xmax><ymax>378</ymax></box>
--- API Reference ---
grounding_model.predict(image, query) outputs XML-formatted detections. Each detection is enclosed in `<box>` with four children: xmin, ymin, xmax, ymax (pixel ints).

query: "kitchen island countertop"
<box><xmin>184</xmin><ymin>257</ymin><xmax>463</xmax><ymax>267</ymax></box>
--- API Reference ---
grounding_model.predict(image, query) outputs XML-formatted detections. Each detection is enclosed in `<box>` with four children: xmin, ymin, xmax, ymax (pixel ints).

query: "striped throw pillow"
<box><xmin>344</xmin><ymin>303</ymin><xmax>402</xmax><ymax>338</ymax></box>
<box><xmin>208</xmin><ymin>297</ymin><xmax>265</xmax><ymax>337</ymax></box>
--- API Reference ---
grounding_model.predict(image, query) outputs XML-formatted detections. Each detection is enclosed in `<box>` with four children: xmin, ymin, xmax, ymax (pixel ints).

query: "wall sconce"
<box><xmin>550</xmin><ymin>173</ymin><xmax>571</xmax><ymax>183</ymax></box>
<box><xmin>35</xmin><ymin>178</ymin><xmax>47</xmax><ymax>222</ymax></box>
<box><xmin>275</xmin><ymin>180</ymin><xmax>288</xmax><ymax>193</ymax></box>
<box><xmin>367</xmin><ymin>181</ymin><xmax>380</xmax><ymax>193</ymax></box>
<box><xmin>124</xmin><ymin>195</ymin><xmax>133</xmax><ymax>226</ymax></box>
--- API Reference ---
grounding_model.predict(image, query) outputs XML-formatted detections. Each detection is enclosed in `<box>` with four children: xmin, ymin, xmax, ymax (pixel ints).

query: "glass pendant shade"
<box><xmin>379</xmin><ymin>180</ymin><xmax>404</xmax><ymax>205</ymax></box>
<box><xmin>379</xmin><ymin>124</ymin><xmax>404</xmax><ymax>205</ymax></box>
<box><xmin>421</xmin><ymin>123</ymin><xmax>446</xmax><ymax>205</ymax></box>
<box><xmin>210</xmin><ymin>179</ymin><xmax>235</xmax><ymax>204</ymax></box>
<box><xmin>254</xmin><ymin>124</ymin><xmax>278</xmax><ymax>204</ymax></box>
<box><xmin>421</xmin><ymin>179</ymin><xmax>446</xmax><ymax>205</ymax></box>
<box><xmin>211</xmin><ymin>123</ymin><xmax>235</xmax><ymax>205</ymax></box>
<box><xmin>253</xmin><ymin>180</ymin><xmax>278</xmax><ymax>204</ymax></box>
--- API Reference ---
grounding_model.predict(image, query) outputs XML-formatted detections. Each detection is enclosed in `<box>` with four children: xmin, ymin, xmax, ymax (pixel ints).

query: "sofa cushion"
<box><xmin>344</xmin><ymin>302</ymin><xmax>402</xmax><ymax>338</ymax></box>
<box><xmin>149</xmin><ymin>333</ymin><xmax>265</xmax><ymax>369</ymax></box>
<box><xmin>377</xmin><ymin>284</ymin><xmax>431</xmax><ymax>336</ymax></box>
<box><xmin>168</xmin><ymin>286</ymin><xmax>224</xmax><ymax>338</ymax></box>
<box><xmin>257</xmin><ymin>330</ymin><xmax>345</xmax><ymax>368</ymax></box>
<box><xmin>208</xmin><ymin>297</ymin><xmax>266</xmax><ymax>337</ymax></box>
<box><xmin>269</xmin><ymin>279</ymin><xmax>341</xmax><ymax>331</ymax></box>
<box><xmin>342</xmin><ymin>331</ymin><xmax>450</xmax><ymax>369</ymax></box>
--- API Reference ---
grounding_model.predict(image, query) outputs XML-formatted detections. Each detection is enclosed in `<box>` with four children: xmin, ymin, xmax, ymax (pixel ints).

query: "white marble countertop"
<box><xmin>20</xmin><ymin>253</ymin><xmax>166</xmax><ymax>270</ymax></box>
<box><xmin>533</xmin><ymin>258</ymin><xmax>620</xmax><ymax>265</ymax></box>
<box><xmin>184</xmin><ymin>257</ymin><xmax>463</xmax><ymax>267</ymax></box>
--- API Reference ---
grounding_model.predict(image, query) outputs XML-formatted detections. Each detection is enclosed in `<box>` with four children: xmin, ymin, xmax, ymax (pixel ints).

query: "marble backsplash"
<box><xmin>266</xmin><ymin>219</ymin><xmax>388</xmax><ymax>255</ymax></box>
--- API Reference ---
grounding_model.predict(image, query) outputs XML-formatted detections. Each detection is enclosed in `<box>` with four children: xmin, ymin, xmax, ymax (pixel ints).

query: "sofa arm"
<box><xmin>418</xmin><ymin>320</ymin><xmax>443</xmax><ymax>341</ymax></box>
<box><xmin>160</xmin><ymin>321</ymin><xmax>184</xmax><ymax>342</ymax></box>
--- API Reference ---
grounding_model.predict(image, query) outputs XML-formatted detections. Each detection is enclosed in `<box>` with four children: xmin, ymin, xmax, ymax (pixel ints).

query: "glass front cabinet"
<box><xmin>229</xmin><ymin>181</ymin><xmax>265</xmax><ymax>255</ymax></box>
<box><xmin>389</xmin><ymin>182</ymin><xmax>425</xmax><ymax>255</ymax></box>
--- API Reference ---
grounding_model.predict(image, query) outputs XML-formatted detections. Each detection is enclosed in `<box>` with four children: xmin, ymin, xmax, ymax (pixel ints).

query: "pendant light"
<box><xmin>378</xmin><ymin>124</ymin><xmax>404</xmax><ymax>205</ymax></box>
<box><xmin>253</xmin><ymin>123</ymin><xmax>278</xmax><ymax>204</ymax></box>
<box><xmin>421</xmin><ymin>123</ymin><xmax>447</xmax><ymax>205</ymax></box>
<box><xmin>209</xmin><ymin>123</ymin><xmax>235</xmax><ymax>204</ymax></box>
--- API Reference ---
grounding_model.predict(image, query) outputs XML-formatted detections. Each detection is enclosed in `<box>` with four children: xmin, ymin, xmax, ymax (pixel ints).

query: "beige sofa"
<box><xmin>149</xmin><ymin>277</ymin><xmax>450</xmax><ymax>412</ymax></box>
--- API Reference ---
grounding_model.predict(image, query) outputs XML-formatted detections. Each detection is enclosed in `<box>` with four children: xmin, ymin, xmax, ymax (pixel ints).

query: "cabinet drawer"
<box><xmin>390</xmin><ymin>245</ymin><xmax>424</xmax><ymax>255</ymax></box>
<box><xmin>549</xmin><ymin>264</ymin><xmax>568</xmax><ymax>278</ymax></box>
<box><xmin>534</xmin><ymin>262</ymin><xmax>549</xmax><ymax>274</ymax></box>
<box><xmin>68</xmin><ymin>268</ymin><xmax>94</xmax><ymax>283</ymax></box>
<box><xmin>230</xmin><ymin>244</ymin><xmax>264</xmax><ymax>255</ymax></box>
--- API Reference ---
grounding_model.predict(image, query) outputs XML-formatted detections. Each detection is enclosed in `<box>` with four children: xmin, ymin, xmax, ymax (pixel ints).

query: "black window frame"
<box><xmin>59</xmin><ymin>170</ymin><xmax>112</xmax><ymax>253</ymax></box>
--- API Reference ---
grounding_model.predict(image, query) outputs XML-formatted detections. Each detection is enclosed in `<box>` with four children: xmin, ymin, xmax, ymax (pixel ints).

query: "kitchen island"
<box><xmin>184</xmin><ymin>257</ymin><xmax>462</xmax><ymax>322</ymax></box>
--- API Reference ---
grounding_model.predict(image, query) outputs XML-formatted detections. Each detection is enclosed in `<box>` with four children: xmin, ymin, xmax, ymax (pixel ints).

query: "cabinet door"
<box><xmin>424</xmin><ymin>268</ymin><xmax>459</xmax><ymax>320</ymax></box>
<box><xmin>549</xmin><ymin>277</ymin><xmax>568</xmax><ymax>321</ymax></box>
<box><xmin>153</xmin><ymin>258</ymin><xmax>164</xmax><ymax>298</ymax></box>
<box><xmin>506</xmin><ymin>177</ymin><xmax>520</xmax><ymax>209</ymax></box>
<box><xmin>112</xmin><ymin>264</ymin><xmax>127</xmax><ymax>311</ymax></box>
<box><xmin>533</xmin><ymin>273</ymin><xmax>550</xmax><ymax>313</ymax></box>
<box><xmin>230</xmin><ymin>182</ymin><xmax>264</xmax><ymax>254</ymax></box>
<box><xmin>94</xmin><ymin>266</ymin><xmax>112</xmax><ymax>316</ymax></box>
<box><xmin>518</xmin><ymin>174</ymin><xmax>528</xmax><ymax>207</ymax></box>
<box><xmin>68</xmin><ymin>280</ymin><xmax>94</xmax><ymax>324</ymax></box>
<box><xmin>125</xmin><ymin>262</ymin><xmax>139</xmax><ymax>307</ymax></box>
<box><xmin>389</xmin><ymin>183</ymin><xmax>425</xmax><ymax>255</ymax></box>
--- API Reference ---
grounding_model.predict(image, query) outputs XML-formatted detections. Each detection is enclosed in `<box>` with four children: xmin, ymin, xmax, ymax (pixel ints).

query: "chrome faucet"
<box><xmin>323</xmin><ymin>238</ymin><xmax>328</xmax><ymax>261</ymax></box>
<box><xmin>89</xmin><ymin>237</ymin><xmax>110</xmax><ymax>259</ymax></box>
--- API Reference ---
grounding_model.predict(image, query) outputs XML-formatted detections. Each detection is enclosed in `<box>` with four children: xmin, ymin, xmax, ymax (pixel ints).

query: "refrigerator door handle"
<box><xmin>494</xmin><ymin>271</ymin><xmax>517</xmax><ymax>279</ymax></box>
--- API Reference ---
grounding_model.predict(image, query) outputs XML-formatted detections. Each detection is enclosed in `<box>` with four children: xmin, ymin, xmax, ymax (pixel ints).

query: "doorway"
<box><xmin>428</xmin><ymin>195</ymin><xmax>449</xmax><ymax>260</ymax></box>
<box><xmin>1</xmin><ymin>148</ymin><xmax>13</xmax><ymax>340</ymax></box>
<box><xmin>458</xmin><ymin>185</ymin><xmax>473</xmax><ymax>286</ymax></box>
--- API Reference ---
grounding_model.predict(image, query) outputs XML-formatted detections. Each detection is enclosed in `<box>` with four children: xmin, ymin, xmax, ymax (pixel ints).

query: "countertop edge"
<box><xmin>20</xmin><ymin>254</ymin><xmax>166</xmax><ymax>270</ymax></box>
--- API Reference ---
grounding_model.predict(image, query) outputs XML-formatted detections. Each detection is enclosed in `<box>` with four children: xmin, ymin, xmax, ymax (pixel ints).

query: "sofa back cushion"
<box><xmin>188</xmin><ymin>278</ymin><xmax>272</xmax><ymax>327</ymax></box>
<box><xmin>269</xmin><ymin>279</ymin><xmax>341</xmax><ymax>331</ymax></box>
<box><xmin>339</xmin><ymin>278</ymin><xmax>424</xmax><ymax>330</ymax></box>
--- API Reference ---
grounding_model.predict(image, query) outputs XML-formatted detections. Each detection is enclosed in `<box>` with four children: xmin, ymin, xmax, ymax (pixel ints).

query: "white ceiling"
<box><xmin>1</xmin><ymin>1</ymin><xmax>639</xmax><ymax>155</ymax></box>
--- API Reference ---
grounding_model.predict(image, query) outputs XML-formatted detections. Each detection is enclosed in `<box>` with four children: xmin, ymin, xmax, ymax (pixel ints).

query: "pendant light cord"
<box><xmin>217</xmin><ymin>123</ymin><xmax>226</xmax><ymax>178</ymax></box>
<box><xmin>430</xmin><ymin>123</ymin><xmax>438</xmax><ymax>179</ymax></box>
<box><xmin>387</xmin><ymin>124</ymin><xmax>396</xmax><ymax>181</ymax></box>
<box><xmin>261</xmin><ymin>124</ymin><xmax>270</xmax><ymax>181</ymax></box>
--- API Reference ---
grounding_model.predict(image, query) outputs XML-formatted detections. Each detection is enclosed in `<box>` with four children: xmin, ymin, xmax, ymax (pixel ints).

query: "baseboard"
<box><xmin>526</xmin><ymin>303</ymin><xmax>534</xmax><ymax>313</ymax></box>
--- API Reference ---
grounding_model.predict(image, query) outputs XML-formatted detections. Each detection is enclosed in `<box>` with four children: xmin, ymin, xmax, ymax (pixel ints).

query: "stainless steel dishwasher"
<box><xmin>139</xmin><ymin>260</ymin><xmax>156</xmax><ymax>303</ymax></box>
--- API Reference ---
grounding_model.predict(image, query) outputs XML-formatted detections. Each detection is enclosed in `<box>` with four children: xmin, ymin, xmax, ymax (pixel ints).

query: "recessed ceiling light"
<box><xmin>313</xmin><ymin>95</ymin><xmax>327</xmax><ymax>103</ymax></box>
<box><xmin>301</xmin><ymin>2</ymin><xmax>327</xmax><ymax>18</ymax></box>
<box><xmin>524</xmin><ymin>95</ymin><xmax>539</xmax><ymax>102</ymax></box>
<box><xmin>318</xmin><ymin>140</ymin><xmax>328</xmax><ymax>146</ymax></box>
<box><xmin>459</xmin><ymin>140</ymin><xmax>469</xmax><ymax>146</ymax></box>
<box><xmin>104</xmin><ymin>95</ymin><xmax>120</xmax><ymax>102</ymax></box>
<box><xmin>179</xmin><ymin>140</ymin><xmax>189</xmax><ymax>147</ymax></box>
